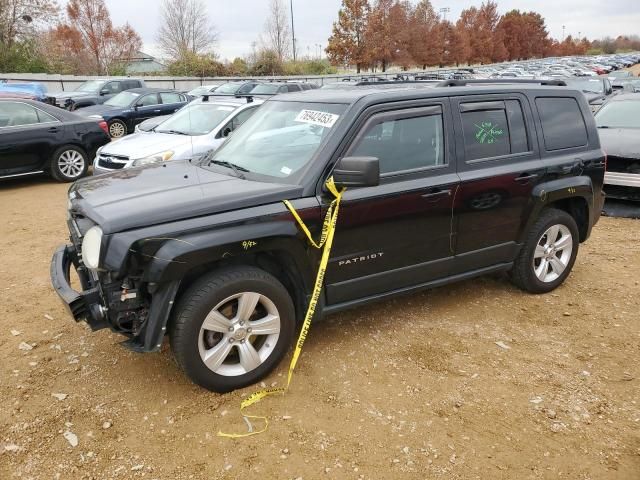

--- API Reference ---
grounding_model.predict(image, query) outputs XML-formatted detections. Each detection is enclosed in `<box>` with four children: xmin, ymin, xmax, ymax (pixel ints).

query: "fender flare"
<box><xmin>140</xmin><ymin>221</ymin><xmax>311</xmax><ymax>284</ymax></box>
<box><xmin>518</xmin><ymin>176</ymin><xmax>594</xmax><ymax>244</ymax></box>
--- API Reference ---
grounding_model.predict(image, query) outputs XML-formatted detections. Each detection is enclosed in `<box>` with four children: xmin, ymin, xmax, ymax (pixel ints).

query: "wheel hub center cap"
<box><xmin>232</xmin><ymin>327</ymin><xmax>247</xmax><ymax>341</ymax></box>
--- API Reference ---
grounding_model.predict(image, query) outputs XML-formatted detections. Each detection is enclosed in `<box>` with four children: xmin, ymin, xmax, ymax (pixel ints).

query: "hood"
<box><xmin>75</xmin><ymin>104</ymin><xmax>121</xmax><ymax>116</ymax></box>
<box><xmin>100</xmin><ymin>132</ymin><xmax>196</xmax><ymax>159</ymax></box>
<box><xmin>70</xmin><ymin>160</ymin><xmax>302</xmax><ymax>233</ymax></box>
<box><xmin>49</xmin><ymin>91</ymin><xmax>93</xmax><ymax>100</ymax></box>
<box><xmin>597</xmin><ymin>128</ymin><xmax>640</xmax><ymax>159</ymax></box>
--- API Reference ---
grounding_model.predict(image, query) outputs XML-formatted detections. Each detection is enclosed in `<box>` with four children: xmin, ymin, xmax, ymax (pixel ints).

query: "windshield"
<box><xmin>595</xmin><ymin>101</ymin><xmax>640</xmax><ymax>129</ymax></box>
<box><xmin>565</xmin><ymin>78</ymin><xmax>604</xmax><ymax>94</ymax></box>
<box><xmin>155</xmin><ymin>103</ymin><xmax>238</xmax><ymax>136</ymax></box>
<box><xmin>75</xmin><ymin>80</ymin><xmax>105</xmax><ymax>93</ymax></box>
<box><xmin>204</xmin><ymin>101</ymin><xmax>347</xmax><ymax>179</ymax></box>
<box><xmin>214</xmin><ymin>83</ymin><xmax>242</xmax><ymax>94</ymax></box>
<box><xmin>105</xmin><ymin>91</ymin><xmax>140</xmax><ymax>107</ymax></box>
<box><xmin>250</xmin><ymin>84</ymin><xmax>283</xmax><ymax>94</ymax></box>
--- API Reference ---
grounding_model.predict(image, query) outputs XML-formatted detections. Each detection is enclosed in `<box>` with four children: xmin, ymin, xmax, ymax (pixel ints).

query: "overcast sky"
<box><xmin>99</xmin><ymin>0</ymin><xmax>640</xmax><ymax>61</ymax></box>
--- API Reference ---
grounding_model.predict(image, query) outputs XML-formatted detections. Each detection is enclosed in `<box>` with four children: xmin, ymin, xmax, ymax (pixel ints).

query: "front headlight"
<box><xmin>81</xmin><ymin>226</ymin><xmax>103</xmax><ymax>270</ymax></box>
<box><xmin>132</xmin><ymin>151</ymin><xmax>174</xmax><ymax>167</ymax></box>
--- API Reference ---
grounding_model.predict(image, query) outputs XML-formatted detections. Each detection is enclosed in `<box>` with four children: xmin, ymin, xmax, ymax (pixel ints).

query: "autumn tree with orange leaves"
<box><xmin>326</xmin><ymin>0</ymin><xmax>370</xmax><ymax>73</ymax></box>
<box><xmin>48</xmin><ymin>0</ymin><xmax>141</xmax><ymax>75</ymax></box>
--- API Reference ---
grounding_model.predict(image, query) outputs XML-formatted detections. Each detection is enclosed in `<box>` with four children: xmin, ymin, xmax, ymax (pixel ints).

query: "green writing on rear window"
<box><xmin>475</xmin><ymin>122</ymin><xmax>504</xmax><ymax>144</ymax></box>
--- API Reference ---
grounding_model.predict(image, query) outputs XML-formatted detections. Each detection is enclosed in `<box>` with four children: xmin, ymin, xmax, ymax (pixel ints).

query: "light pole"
<box><xmin>316</xmin><ymin>43</ymin><xmax>322</xmax><ymax>59</ymax></box>
<box><xmin>439</xmin><ymin>7</ymin><xmax>450</xmax><ymax>21</ymax></box>
<box><xmin>562</xmin><ymin>25</ymin><xmax>566</xmax><ymax>41</ymax></box>
<box><xmin>290</xmin><ymin>0</ymin><xmax>297</xmax><ymax>62</ymax></box>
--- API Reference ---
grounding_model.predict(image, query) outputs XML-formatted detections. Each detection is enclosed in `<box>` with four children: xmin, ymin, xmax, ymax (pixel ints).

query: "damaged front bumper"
<box><xmin>50</xmin><ymin>244</ymin><xmax>109</xmax><ymax>330</ymax></box>
<box><xmin>50</xmin><ymin>243</ymin><xmax>180</xmax><ymax>353</ymax></box>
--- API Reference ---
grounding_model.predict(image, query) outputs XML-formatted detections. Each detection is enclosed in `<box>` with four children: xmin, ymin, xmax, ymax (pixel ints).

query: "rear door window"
<box><xmin>459</xmin><ymin>100</ymin><xmax>529</xmax><ymax>161</ymax></box>
<box><xmin>535</xmin><ymin>97</ymin><xmax>588</xmax><ymax>151</ymax></box>
<box><xmin>160</xmin><ymin>92</ymin><xmax>182</xmax><ymax>104</ymax></box>
<box><xmin>0</xmin><ymin>102</ymin><xmax>39</xmax><ymax>127</ymax></box>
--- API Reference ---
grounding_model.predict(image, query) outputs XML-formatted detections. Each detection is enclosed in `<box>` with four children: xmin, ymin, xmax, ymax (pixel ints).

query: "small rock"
<box><xmin>63</xmin><ymin>431</ymin><xmax>78</xmax><ymax>447</ymax></box>
<box><xmin>130</xmin><ymin>465</ymin><xmax>144</xmax><ymax>471</ymax></box>
<box><xmin>449</xmin><ymin>454</ymin><xmax>457</xmax><ymax>464</ymax></box>
<box><xmin>495</xmin><ymin>341</ymin><xmax>511</xmax><ymax>350</ymax></box>
<box><xmin>530</xmin><ymin>396</ymin><xmax>544</xmax><ymax>404</ymax></box>
<box><xmin>546</xmin><ymin>409</ymin><xmax>557</xmax><ymax>419</ymax></box>
<box><xmin>562</xmin><ymin>312</ymin><xmax>571</xmax><ymax>317</ymax></box>
<box><xmin>550</xmin><ymin>423</ymin><xmax>564</xmax><ymax>433</ymax></box>
<box><xmin>282</xmin><ymin>415</ymin><xmax>292</xmax><ymax>420</ymax></box>
<box><xmin>102</xmin><ymin>421</ymin><xmax>112</xmax><ymax>429</ymax></box>
<box><xmin>4</xmin><ymin>444</ymin><xmax>20</xmax><ymax>452</ymax></box>
<box><xmin>622</xmin><ymin>372</ymin><xmax>634</xmax><ymax>381</ymax></box>
<box><xmin>224</xmin><ymin>464</ymin><xmax>232</xmax><ymax>471</ymax></box>
<box><xmin>282</xmin><ymin>448</ymin><xmax>289</xmax><ymax>454</ymax></box>
<box><xmin>44</xmin><ymin>314</ymin><xmax>54</xmax><ymax>320</ymax></box>
<box><xmin>581</xmin><ymin>370</ymin><xmax>591</xmax><ymax>377</ymax></box>
<box><xmin>18</xmin><ymin>342</ymin><xmax>33</xmax><ymax>351</ymax></box>
<box><xmin>402</xmin><ymin>446</ymin><xmax>409</xmax><ymax>454</ymax></box>
<box><xmin>10</xmin><ymin>330</ymin><xmax>21</xmax><ymax>336</ymax></box>
<box><xmin>52</xmin><ymin>393</ymin><xmax>68</xmax><ymax>401</ymax></box>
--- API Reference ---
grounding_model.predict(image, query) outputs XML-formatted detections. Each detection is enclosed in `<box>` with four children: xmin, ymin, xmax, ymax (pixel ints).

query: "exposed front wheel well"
<box><xmin>547</xmin><ymin>197</ymin><xmax>589</xmax><ymax>242</ymax></box>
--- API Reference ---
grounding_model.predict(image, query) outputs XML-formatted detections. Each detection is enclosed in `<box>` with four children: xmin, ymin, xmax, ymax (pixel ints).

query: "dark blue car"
<box><xmin>75</xmin><ymin>88</ymin><xmax>188</xmax><ymax>138</ymax></box>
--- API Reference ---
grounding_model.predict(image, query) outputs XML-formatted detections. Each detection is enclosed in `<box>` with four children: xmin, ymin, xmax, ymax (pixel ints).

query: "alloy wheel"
<box><xmin>109</xmin><ymin>121</ymin><xmax>126</xmax><ymax>138</ymax></box>
<box><xmin>197</xmin><ymin>292</ymin><xmax>281</xmax><ymax>376</ymax></box>
<box><xmin>57</xmin><ymin>150</ymin><xmax>85</xmax><ymax>179</ymax></box>
<box><xmin>532</xmin><ymin>224</ymin><xmax>573</xmax><ymax>283</ymax></box>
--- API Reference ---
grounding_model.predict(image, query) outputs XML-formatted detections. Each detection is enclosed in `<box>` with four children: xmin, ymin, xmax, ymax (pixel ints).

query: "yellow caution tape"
<box><xmin>218</xmin><ymin>177</ymin><xmax>345</xmax><ymax>438</ymax></box>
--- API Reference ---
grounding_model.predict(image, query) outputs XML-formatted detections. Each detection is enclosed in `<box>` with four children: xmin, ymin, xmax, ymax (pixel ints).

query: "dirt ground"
<box><xmin>0</xmin><ymin>176</ymin><xmax>639</xmax><ymax>480</ymax></box>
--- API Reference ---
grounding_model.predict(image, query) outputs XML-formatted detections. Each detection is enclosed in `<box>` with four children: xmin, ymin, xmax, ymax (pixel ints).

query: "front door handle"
<box><xmin>515</xmin><ymin>173</ymin><xmax>540</xmax><ymax>183</ymax></box>
<box><xmin>421</xmin><ymin>189</ymin><xmax>451</xmax><ymax>200</ymax></box>
<box><xmin>48</xmin><ymin>127</ymin><xmax>59</xmax><ymax>133</ymax></box>
<box><xmin>154</xmin><ymin>109</ymin><xmax>161</xmax><ymax>113</ymax></box>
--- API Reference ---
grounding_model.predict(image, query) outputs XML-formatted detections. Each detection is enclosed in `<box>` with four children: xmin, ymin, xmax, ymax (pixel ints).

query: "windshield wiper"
<box><xmin>157</xmin><ymin>129</ymin><xmax>189</xmax><ymax>136</ymax></box>
<box><xmin>208</xmin><ymin>159</ymin><xmax>250</xmax><ymax>179</ymax></box>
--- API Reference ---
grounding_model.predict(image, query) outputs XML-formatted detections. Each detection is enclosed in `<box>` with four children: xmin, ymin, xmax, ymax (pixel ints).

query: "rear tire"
<box><xmin>169</xmin><ymin>266</ymin><xmax>296</xmax><ymax>392</ymax></box>
<box><xmin>49</xmin><ymin>145</ymin><xmax>88</xmax><ymax>182</ymax></box>
<box><xmin>510</xmin><ymin>208</ymin><xmax>579</xmax><ymax>294</ymax></box>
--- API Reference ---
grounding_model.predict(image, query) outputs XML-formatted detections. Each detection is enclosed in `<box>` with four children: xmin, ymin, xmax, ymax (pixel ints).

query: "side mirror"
<box><xmin>133</xmin><ymin>104</ymin><xmax>140</xmax><ymax>110</ymax></box>
<box><xmin>333</xmin><ymin>156</ymin><xmax>380</xmax><ymax>188</ymax></box>
<box><xmin>100</xmin><ymin>89</ymin><xmax>110</xmax><ymax>96</ymax></box>
<box><xmin>222</xmin><ymin>127</ymin><xmax>232</xmax><ymax>137</ymax></box>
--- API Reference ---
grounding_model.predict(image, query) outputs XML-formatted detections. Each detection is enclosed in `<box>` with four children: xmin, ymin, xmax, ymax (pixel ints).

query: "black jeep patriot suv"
<box><xmin>51</xmin><ymin>82</ymin><xmax>605</xmax><ymax>392</ymax></box>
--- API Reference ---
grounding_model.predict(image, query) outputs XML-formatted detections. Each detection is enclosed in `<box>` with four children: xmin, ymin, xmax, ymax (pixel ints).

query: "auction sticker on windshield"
<box><xmin>295</xmin><ymin>110</ymin><xmax>340</xmax><ymax>128</ymax></box>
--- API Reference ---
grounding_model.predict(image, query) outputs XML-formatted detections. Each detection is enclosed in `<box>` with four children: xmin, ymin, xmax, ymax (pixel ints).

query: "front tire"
<box><xmin>50</xmin><ymin>145</ymin><xmax>88</xmax><ymax>182</ymax></box>
<box><xmin>510</xmin><ymin>208</ymin><xmax>579</xmax><ymax>294</ymax></box>
<box><xmin>169</xmin><ymin>266</ymin><xmax>296</xmax><ymax>392</ymax></box>
<box><xmin>108</xmin><ymin>119</ymin><xmax>127</xmax><ymax>138</ymax></box>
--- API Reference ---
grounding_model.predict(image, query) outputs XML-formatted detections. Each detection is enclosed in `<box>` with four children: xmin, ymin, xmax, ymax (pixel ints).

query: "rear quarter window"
<box><xmin>535</xmin><ymin>97</ymin><xmax>588</xmax><ymax>151</ymax></box>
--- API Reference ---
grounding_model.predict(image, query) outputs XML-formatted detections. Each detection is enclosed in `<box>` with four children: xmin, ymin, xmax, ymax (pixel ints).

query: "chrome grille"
<box><xmin>97</xmin><ymin>153</ymin><xmax>129</xmax><ymax>170</ymax></box>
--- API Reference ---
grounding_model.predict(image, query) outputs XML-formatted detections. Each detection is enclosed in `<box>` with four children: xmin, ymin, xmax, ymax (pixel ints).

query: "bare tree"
<box><xmin>0</xmin><ymin>0</ymin><xmax>59</xmax><ymax>46</ymax></box>
<box><xmin>157</xmin><ymin>0</ymin><xmax>217</xmax><ymax>61</ymax></box>
<box><xmin>263</xmin><ymin>0</ymin><xmax>290</xmax><ymax>61</ymax></box>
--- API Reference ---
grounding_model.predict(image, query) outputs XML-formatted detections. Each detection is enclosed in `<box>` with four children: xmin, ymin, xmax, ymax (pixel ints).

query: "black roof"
<box><xmin>0</xmin><ymin>97</ymin><xmax>96</xmax><ymax>122</ymax></box>
<box><xmin>278</xmin><ymin>84</ymin><xmax>585</xmax><ymax>105</ymax></box>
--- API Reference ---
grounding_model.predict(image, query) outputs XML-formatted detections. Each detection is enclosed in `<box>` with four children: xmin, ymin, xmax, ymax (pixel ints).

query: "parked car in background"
<box><xmin>75</xmin><ymin>88</ymin><xmax>189</xmax><ymax>139</ymax></box>
<box><xmin>0</xmin><ymin>98</ymin><xmax>110</xmax><ymax>182</ymax></box>
<box><xmin>209</xmin><ymin>81</ymin><xmax>262</xmax><ymax>96</ymax></box>
<box><xmin>0</xmin><ymin>82</ymin><xmax>48</xmax><ymax>102</ymax></box>
<box><xmin>563</xmin><ymin>77</ymin><xmax>615</xmax><ymax>113</ymax></box>
<box><xmin>188</xmin><ymin>84</ymin><xmax>223</xmax><ymax>97</ymax></box>
<box><xmin>594</xmin><ymin>94</ymin><xmax>640</xmax><ymax>202</ymax></box>
<box><xmin>93</xmin><ymin>96</ymin><xmax>262</xmax><ymax>174</ymax></box>
<box><xmin>45</xmin><ymin>78</ymin><xmax>146</xmax><ymax>110</ymax></box>
<box><xmin>248</xmin><ymin>81</ymin><xmax>316</xmax><ymax>95</ymax></box>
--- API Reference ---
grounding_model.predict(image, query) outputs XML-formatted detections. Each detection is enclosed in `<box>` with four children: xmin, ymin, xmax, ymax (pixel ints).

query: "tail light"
<box><xmin>98</xmin><ymin>120</ymin><xmax>109</xmax><ymax>136</ymax></box>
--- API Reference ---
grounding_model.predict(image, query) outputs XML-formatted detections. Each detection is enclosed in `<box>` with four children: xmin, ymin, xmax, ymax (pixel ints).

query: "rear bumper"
<box><xmin>50</xmin><ymin>244</ymin><xmax>108</xmax><ymax>330</ymax></box>
<box><xmin>605</xmin><ymin>171</ymin><xmax>640</xmax><ymax>188</ymax></box>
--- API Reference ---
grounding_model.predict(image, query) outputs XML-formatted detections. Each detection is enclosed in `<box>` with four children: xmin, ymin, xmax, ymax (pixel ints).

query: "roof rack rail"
<box><xmin>354</xmin><ymin>80</ymin><xmax>441</xmax><ymax>86</ymax></box>
<box><xmin>437</xmin><ymin>79</ymin><xmax>567</xmax><ymax>87</ymax></box>
<box><xmin>233</xmin><ymin>94</ymin><xmax>254</xmax><ymax>103</ymax></box>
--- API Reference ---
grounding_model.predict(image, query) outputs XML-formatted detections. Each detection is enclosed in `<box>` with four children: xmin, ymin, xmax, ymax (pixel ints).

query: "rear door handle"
<box><xmin>515</xmin><ymin>173</ymin><xmax>539</xmax><ymax>183</ymax></box>
<box><xmin>154</xmin><ymin>109</ymin><xmax>161</xmax><ymax>113</ymax></box>
<box><xmin>48</xmin><ymin>127</ymin><xmax>59</xmax><ymax>133</ymax></box>
<box><xmin>421</xmin><ymin>189</ymin><xmax>451</xmax><ymax>200</ymax></box>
